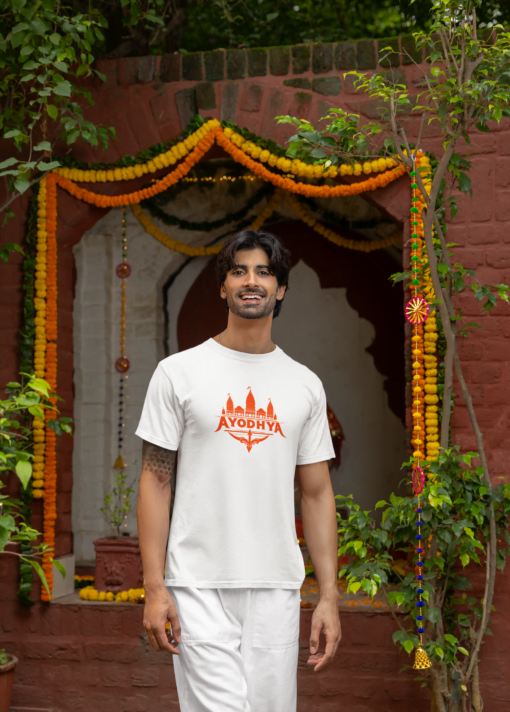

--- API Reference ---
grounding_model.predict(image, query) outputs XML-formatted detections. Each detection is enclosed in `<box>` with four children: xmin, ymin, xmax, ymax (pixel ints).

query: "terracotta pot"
<box><xmin>93</xmin><ymin>536</ymin><xmax>143</xmax><ymax>592</ymax></box>
<box><xmin>0</xmin><ymin>654</ymin><xmax>18</xmax><ymax>712</ymax></box>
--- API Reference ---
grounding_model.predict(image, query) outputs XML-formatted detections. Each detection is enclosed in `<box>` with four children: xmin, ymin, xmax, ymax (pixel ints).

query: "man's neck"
<box><xmin>215</xmin><ymin>313</ymin><xmax>275</xmax><ymax>354</ymax></box>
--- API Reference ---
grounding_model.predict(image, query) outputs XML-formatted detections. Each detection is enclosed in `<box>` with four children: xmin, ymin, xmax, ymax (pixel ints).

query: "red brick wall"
<box><xmin>1</xmin><ymin>38</ymin><xmax>510</xmax><ymax>710</ymax></box>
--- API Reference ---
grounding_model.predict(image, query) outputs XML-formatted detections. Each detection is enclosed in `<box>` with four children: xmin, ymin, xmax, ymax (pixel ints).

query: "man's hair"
<box><xmin>215</xmin><ymin>229</ymin><xmax>290</xmax><ymax>318</ymax></box>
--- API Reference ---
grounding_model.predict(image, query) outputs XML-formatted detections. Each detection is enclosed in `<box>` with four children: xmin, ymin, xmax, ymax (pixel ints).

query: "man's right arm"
<box><xmin>137</xmin><ymin>440</ymin><xmax>181</xmax><ymax>654</ymax></box>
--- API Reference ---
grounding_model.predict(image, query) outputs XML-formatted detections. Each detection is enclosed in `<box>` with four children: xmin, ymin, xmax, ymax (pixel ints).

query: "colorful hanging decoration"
<box><xmin>114</xmin><ymin>207</ymin><xmax>129</xmax><ymax>472</ymax></box>
<box><xmin>408</xmin><ymin>159</ymin><xmax>432</xmax><ymax>671</ymax></box>
<box><xmin>286</xmin><ymin>192</ymin><xmax>403</xmax><ymax>252</ymax></box>
<box><xmin>41</xmin><ymin>172</ymin><xmax>58</xmax><ymax>602</ymax></box>
<box><xmin>327</xmin><ymin>404</ymin><xmax>344</xmax><ymax>468</ymax></box>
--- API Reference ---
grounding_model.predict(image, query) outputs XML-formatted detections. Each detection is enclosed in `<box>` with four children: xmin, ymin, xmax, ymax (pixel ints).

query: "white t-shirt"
<box><xmin>135</xmin><ymin>338</ymin><xmax>335</xmax><ymax>589</ymax></box>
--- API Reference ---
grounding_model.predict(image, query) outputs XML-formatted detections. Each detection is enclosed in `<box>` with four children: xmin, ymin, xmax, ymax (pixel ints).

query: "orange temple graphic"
<box><xmin>215</xmin><ymin>387</ymin><xmax>285</xmax><ymax>452</ymax></box>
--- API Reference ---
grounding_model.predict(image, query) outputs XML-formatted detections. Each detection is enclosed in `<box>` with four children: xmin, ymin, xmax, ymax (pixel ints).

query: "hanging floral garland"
<box><xmin>141</xmin><ymin>182</ymin><xmax>273</xmax><ymax>233</ymax></box>
<box><xmin>132</xmin><ymin>188</ymin><xmax>284</xmax><ymax>255</ymax></box>
<box><xmin>285</xmin><ymin>192</ymin><xmax>403</xmax><ymax>252</ymax></box>
<box><xmin>224</xmin><ymin>127</ymin><xmax>399</xmax><ymax>178</ymax></box>
<box><xmin>54</xmin><ymin>121</ymin><xmax>218</xmax><ymax>183</ymax></box>
<box><xmin>40</xmin><ymin>172</ymin><xmax>58</xmax><ymax>602</ymax></box>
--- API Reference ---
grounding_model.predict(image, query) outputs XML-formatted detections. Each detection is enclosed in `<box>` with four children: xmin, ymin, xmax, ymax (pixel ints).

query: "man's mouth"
<box><xmin>239</xmin><ymin>292</ymin><xmax>264</xmax><ymax>302</ymax></box>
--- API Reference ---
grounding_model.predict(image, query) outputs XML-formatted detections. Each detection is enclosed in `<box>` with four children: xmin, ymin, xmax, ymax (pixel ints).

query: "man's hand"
<box><xmin>307</xmin><ymin>596</ymin><xmax>341</xmax><ymax>672</ymax></box>
<box><xmin>143</xmin><ymin>587</ymin><xmax>181</xmax><ymax>655</ymax></box>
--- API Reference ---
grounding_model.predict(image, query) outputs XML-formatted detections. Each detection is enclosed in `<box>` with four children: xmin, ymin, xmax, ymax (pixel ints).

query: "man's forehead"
<box><xmin>232</xmin><ymin>248</ymin><xmax>270</xmax><ymax>268</ymax></box>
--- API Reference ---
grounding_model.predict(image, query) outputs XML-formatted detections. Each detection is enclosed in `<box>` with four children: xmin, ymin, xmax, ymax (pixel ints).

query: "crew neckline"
<box><xmin>207</xmin><ymin>337</ymin><xmax>283</xmax><ymax>363</ymax></box>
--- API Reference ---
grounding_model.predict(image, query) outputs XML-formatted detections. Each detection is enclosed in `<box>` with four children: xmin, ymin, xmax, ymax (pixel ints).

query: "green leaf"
<box><xmin>435</xmin><ymin>646</ymin><xmax>444</xmax><ymax>658</ymax></box>
<box><xmin>15</xmin><ymin>460</ymin><xmax>32</xmax><ymax>488</ymax></box>
<box><xmin>28</xmin><ymin>405</ymin><xmax>44</xmax><ymax>419</ymax></box>
<box><xmin>427</xmin><ymin>606</ymin><xmax>441</xmax><ymax>624</ymax></box>
<box><xmin>458</xmin><ymin>647</ymin><xmax>469</xmax><ymax>656</ymax></box>
<box><xmin>14</xmin><ymin>177</ymin><xmax>31</xmax><ymax>194</ymax></box>
<box><xmin>457</xmin><ymin>172</ymin><xmax>472</xmax><ymax>194</ymax></box>
<box><xmin>46</xmin><ymin>104</ymin><xmax>58</xmax><ymax>120</ymax></box>
<box><xmin>49</xmin><ymin>32</ymin><xmax>61</xmax><ymax>45</ymax></box>
<box><xmin>460</xmin><ymin>552</ymin><xmax>469</xmax><ymax>567</ymax></box>
<box><xmin>21</xmin><ymin>557</ymin><xmax>50</xmax><ymax>598</ymax></box>
<box><xmin>444</xmin><ymin>634</ymin><xmax>457</xmax><ymax>645</ymax></box>
<box><xmin>403</xmin><ymin>639</ymin><xmax>414</xmax><ymax>654</ymax></box>
<box><xmin>29</xmin><ymin>378</ymin><xmax>50</xmax><ymax>395</ymax></box>
<box><xmin>349</xmin><ymin>581</ymin><xmax>361</xmax><ymax>594</ymax></box>
<box><xmin>52</xmin><ymin>81</ymin><xmax>72</xmax><ymax>97</ymax></box>
<box><xmin>52</xmin><ymin>559</ymin><xmax>66</xmax><ymax>578</ymax></box>
<box><xmin>34</xmin><ymin>141</ymin><xmax>51</xmax><ymax>152</ymax></box>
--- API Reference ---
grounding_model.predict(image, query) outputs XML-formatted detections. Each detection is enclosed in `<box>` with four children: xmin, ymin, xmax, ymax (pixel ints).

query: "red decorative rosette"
<box><xmin>115</xmin><ymin>357</ymin><xmax>130</xmax><ymax>373</ymax></box>
<box><xmin>412</xmin><ymin>466</ymin><xmax>425</xmax><ymax>495</ymax></box>
<box><xmin>116</xmin><ymin>263</ymin><xmax>131</xmax><ymax>278</ymax></box>
<box><xmin>405</xmin><ymin>297</ymin><xmax>429</xmax><ymax>324</ymax></box>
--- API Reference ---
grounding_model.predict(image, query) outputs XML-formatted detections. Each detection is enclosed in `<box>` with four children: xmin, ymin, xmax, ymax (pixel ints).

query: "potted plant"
<box><xmin>94</xmin><ymin>467</ymin><xmax>143</xmax><ymax>593</ymax></box>
<box><xmin>0</xmin><ymin>649</ymin><xmax>18</xmax><ymax>712</ymax></box>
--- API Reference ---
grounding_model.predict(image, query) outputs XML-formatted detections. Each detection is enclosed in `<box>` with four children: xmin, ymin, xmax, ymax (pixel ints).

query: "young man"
<box><xmin>136</xmin><ymin>229</ymin><xmax>341</xmax><ymax>712</ymax></box>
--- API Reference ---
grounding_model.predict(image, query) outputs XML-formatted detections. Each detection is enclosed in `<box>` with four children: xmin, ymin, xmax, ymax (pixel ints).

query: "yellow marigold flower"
<box><xmin>106</xmin><ymin>592</ymin><xmax>114</xmax><ymax>601</ymax></box>
<box><xmin>259</xmin><ymin>149</ymin><xmax>270</xmax><ymax>162</ymax></box>
<box><xmin>252</xmin><ymin>147</ymin><xmax>262</xmax><ymax>159</ymax></box>
<box><xmin>377</xmin><ymin>158</ymin><xmax>387</xmax><ymax>171</ymax></box>
<box><xmin>371</xmin><ymin>160</ymin><xmax>379</xmax><ymax>172</ymax></box>
<box><xmin>291</xmin><ymin>159</ymin><xmax>301</xmax><ymax>175</ymax></box>
<box><xmin>363</xmin><ymin>162</ymin><xmax>372</xmax><ymax>174</ymax></box>
<box><xmin>147</xmin><ymin>160</ymin><xmax>157</xmax><ymax>173</ymax></box>
<box><xmin>276</xmin><ymin>157</ymin><xmax>286</xmax><ymax>170</ymax></box>
<box><xmin>268</xmin><ymin>154</ymin><xmax>278</xmax><ymax>167</ymax></box>
<box><xmin>385</xmin><ymin>157</ymin><xmax>397</xmax><ymax>168</ymax></box>
<box><xmin>327</xmin><ymin>165</ymin><xmax>338</xmax><ymax>177</ymax></box>
<box><xmin>313</xmin><ymin>165</ymin><xmax>323</xmax><ymax>178</ymax></box>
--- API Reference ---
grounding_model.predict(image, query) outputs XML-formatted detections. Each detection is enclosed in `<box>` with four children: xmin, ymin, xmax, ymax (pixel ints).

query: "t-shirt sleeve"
<box><xmin>135</xmin><ymin>363</ymin><xmax>184</xmax><ymax>450</ymax></box>
<box><xmin>296</xmin><ymin>383</ymin><xmax>335</xmax><ymax>466</ymax></box>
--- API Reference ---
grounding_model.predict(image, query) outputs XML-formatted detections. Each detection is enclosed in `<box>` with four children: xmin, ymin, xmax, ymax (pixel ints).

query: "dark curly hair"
<box><xmin>215</xmin><ymin>229</ymin><xmax>291</xmax><ymax>318</ymax></box>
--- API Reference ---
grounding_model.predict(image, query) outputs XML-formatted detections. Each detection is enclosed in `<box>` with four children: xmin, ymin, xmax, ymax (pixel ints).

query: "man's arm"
<box><xmin>296</xmin><ymin>460</ymin><xmax>341</xmax><ymax>671</ymax></box>
<box><xmin>137</xmin><ymin>440</ymin><xmax>181</xmax><ymax>654</ymax></box>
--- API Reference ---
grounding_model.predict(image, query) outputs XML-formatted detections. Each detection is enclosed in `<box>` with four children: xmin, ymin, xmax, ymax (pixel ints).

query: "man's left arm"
<box><xmin>297</xmin><ymin>460</ymin><xmax>341</xmax><ymax>672</ymax></box>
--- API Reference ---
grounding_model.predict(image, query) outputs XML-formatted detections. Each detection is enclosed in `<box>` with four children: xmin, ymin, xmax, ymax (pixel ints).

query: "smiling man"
<box><xmin>135</xmin><ymin>229</ymin><xmax>341</xmax><ymax>712</ymax></box>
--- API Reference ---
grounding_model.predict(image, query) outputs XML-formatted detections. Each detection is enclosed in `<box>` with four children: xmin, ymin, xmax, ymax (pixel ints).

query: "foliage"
<box><xmin>0</xmin><ymin>375</ymin><xmax>70</xmax><ymax>597</ymax></box>
<box><xmin>337</xmin><ymin>448</ymin><xmax>510</xmax><ymax>699</ymax></box>
<box><xmin>100</xmin><ymin>468</ymin><xmax>135</xmax><ymax>538</ymax></box>
<box><xmin>0</xmin><ymin>0</ymin><xmax>115</xmax><ymax>210</ymax></box>
<box><xmin>178</xmin><ymin>0</ymin><xmax>509</xmax><ymax>52</ymax></box>
<box><xmin>0</xmin><ymin>648</ymin><xmax>10</xmax><ymax>665</ymax></box>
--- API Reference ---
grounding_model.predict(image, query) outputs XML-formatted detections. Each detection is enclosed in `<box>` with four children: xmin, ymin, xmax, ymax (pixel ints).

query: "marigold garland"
<box><xmin>79</xmin><ymin>585</ymin><xmax>145</xmax><ymax>602</ymax></box>
<box><xmin>131</xmin><ymin>188</ymin><xmax>284</xmax><ymax>255</ymax></box>
<box><xmin>407</xmin><ymin>152</ymin><xmax>439</xmax><ymax>463</ymax></box>
<box><xmin>41</xmin><ymin>172</ymin><xmax>58</xmax><ymax>602</ymax></box>
<box><xmin>54</xmin><ymin>124</ymin><xmax>219</xmax><ymax>207</ymax></box>
<box><xmin>33</xmin><ymin>179</ymin><xmax>48</xmax><ymax>503</ymax></box>
<box><xmin>54</xmin><ymin>121</ymin><xmax>218</xmax><ymax>183</ymax></box>
<box><xmin>223</xmin><ymin>126</ymin><xmax>399</xmax><ymax>179</ymax></box>
<box><xmin>216</xmin><ymin>129</ymin><xmax>406</xmax><ymax>198</ymax></box>
<box><xmin>286</xmin><ymin>192</ymin><xmax>403</xmax><ymax>252</ymax></box>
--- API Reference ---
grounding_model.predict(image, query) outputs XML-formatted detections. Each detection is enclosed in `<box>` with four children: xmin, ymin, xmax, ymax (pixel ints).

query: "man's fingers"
<box><xmin>309</xmin><ymin>620</ymin><xmax>321</xmax><ymax>655</ymax></box>
<box><xmin>169</xmin><ymin>608</ymin><xmax>182</xmax><ymax>643</ymax></box>
<box><xmin>154</xmin><ymin>625</ymin><xmax>180</xmax><ymax>654</ymax></box>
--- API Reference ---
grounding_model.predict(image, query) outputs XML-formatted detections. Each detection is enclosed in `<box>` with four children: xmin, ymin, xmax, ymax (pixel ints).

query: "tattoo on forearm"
<box><xmin>142</xmin><ymin>441</ymin><xmax>176</xmax><ymax>486</ymax></box>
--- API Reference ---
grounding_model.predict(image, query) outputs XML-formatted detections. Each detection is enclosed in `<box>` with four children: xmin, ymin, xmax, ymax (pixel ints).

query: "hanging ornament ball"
<box><xmin>406</xmin><ymin>297</ymin><xmax>429</xmax><ymax>324</ymax></box>
<box><xmin>116</xmin><ymin>262</ymin><xmax>132</xmax><ymax>279</ymax></box>
<box><xmin>412</xmin><ymin>466</ymin><xmax>425</xmax><ymax>495</ymax></box>
<box><xmin>115</xmin><ymin>357</ymin><xmax>131</xmax><ymax>373</ymax></box>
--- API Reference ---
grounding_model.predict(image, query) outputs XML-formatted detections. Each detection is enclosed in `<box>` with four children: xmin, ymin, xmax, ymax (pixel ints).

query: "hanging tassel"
<box><xmin>413</xmin><ymin>644</ymin><xmax>432</xmax><ymax>670</ymax></box>
<box><xmin>113</xmin><ymin>452</ymin><xmax>126</xmax><ymax>470</ymax></box>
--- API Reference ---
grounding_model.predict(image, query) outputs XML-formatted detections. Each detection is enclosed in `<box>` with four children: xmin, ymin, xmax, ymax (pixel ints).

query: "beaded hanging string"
<box><xmin>114</xmin><ymin>207</ymin><xmax>131</xmax><ymax>470</ymax></box>
<box><xmin>406</xmin><ymin>159</ymin><xmax>432</xmax><ymax>670</ymax></box>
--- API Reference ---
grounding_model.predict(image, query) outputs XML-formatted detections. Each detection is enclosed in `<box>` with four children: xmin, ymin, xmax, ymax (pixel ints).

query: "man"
<box><xmin>136</xmin><ymin>229</ymin><xmax>341</xmax><ymax>712</ymax></box>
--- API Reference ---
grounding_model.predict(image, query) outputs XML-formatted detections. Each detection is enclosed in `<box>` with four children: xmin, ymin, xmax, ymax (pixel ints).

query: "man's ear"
<box><xmin>220</xmin><ymin>283</ymin><xmax>227</xmax><ymax>300</ymax></box>
<box><xmin>276</xmin><ymin>284</ymin><xmax>286</xmax><ymax>301</ymax></box>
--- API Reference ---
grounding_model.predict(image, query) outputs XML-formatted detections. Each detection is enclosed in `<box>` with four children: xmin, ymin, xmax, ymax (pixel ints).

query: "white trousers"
<box><xmin>168</xmin><ymin>587</ymin><xmax>301</xmax><ymax>712</ymax></box>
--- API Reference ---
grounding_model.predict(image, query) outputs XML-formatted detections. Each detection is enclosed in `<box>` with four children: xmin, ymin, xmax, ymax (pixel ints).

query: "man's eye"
<box><xmin>259</xmin><ymin>270</ymin><xmax>269</xmax><ymax>275</ymax></box>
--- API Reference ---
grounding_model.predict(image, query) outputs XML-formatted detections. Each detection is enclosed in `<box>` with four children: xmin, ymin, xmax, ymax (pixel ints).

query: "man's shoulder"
<box><xmin>279</xmin><ymin>351</ymin><xmax>323</xmax><ymax>389</ymax></box>
<box><xmin>157</xmin><ymin>341</ymin><xmax>210</xmax><ymax>374</ymax></box>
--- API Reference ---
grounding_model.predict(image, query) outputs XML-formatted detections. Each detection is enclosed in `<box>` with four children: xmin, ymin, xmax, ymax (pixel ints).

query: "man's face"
<box><xmin>221</xmin><ymin>247</ymin><xmax>286</xmax><ymax>320</ymax></box>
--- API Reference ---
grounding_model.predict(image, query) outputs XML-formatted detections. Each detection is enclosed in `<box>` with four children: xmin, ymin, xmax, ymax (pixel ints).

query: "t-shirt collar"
<box><xmin>207</xmin><ymin>337</ymin><xmax>283</xmax><ymax>363</ymax></box>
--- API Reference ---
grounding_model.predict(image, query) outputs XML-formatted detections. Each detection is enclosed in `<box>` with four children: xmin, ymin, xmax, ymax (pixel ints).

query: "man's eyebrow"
<box><xmin>231</xmin><ymin>264</ymin><xmax>270</xmax><ymax>269</ymax></box>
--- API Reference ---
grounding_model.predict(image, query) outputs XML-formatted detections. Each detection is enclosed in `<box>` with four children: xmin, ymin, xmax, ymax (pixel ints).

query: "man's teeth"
<box><xmin>241</xmin><ymin>294</ymin><xmax>262</xmax><ymax>300</ymax></box>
